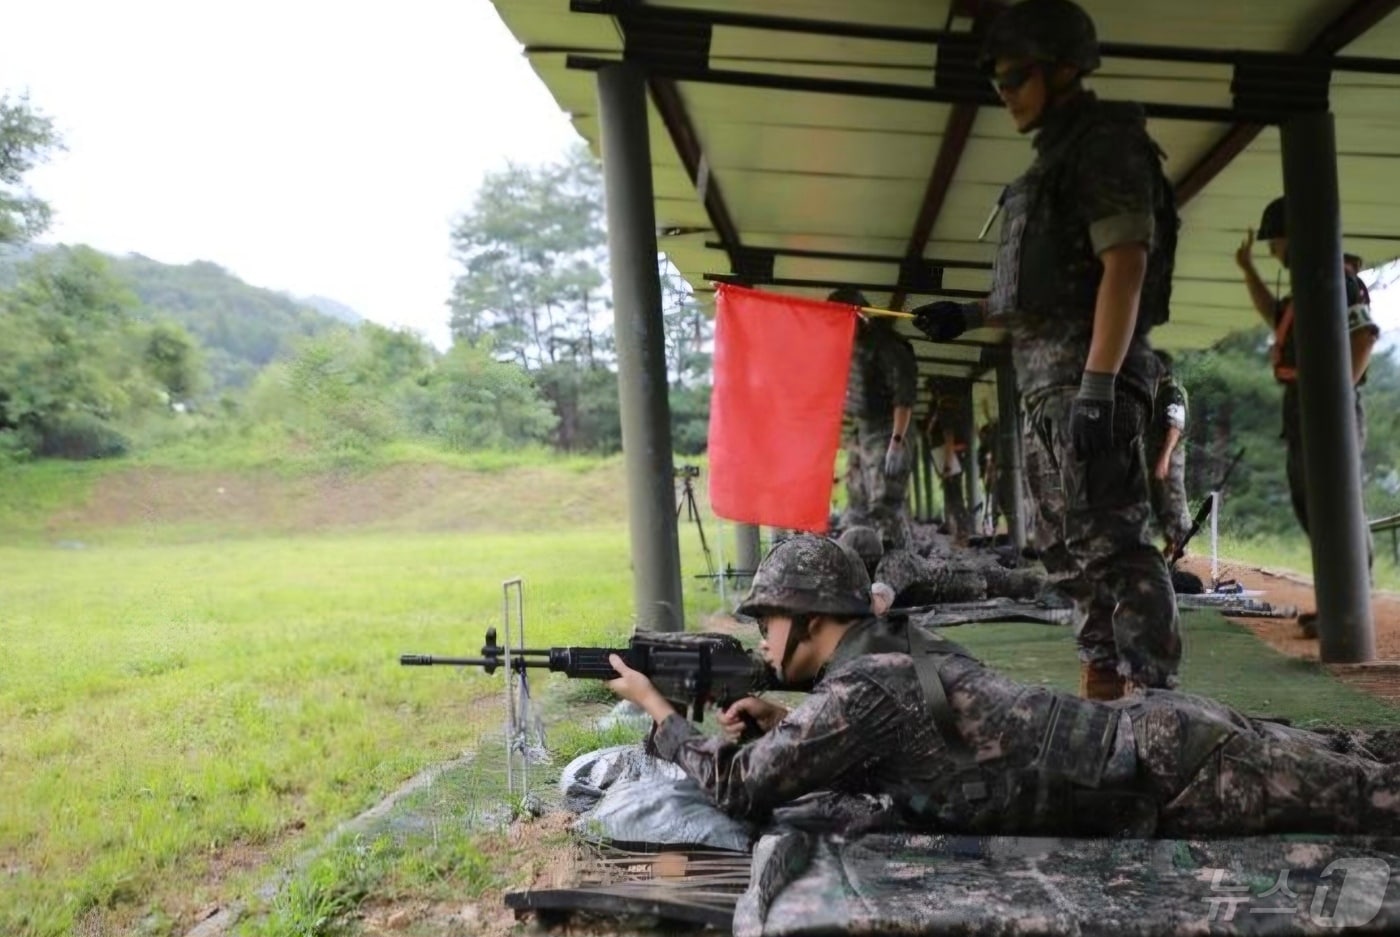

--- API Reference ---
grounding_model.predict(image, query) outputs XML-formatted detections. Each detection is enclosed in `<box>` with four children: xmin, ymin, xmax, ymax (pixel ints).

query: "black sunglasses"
<box><xmin>991</xmin><ymin>62</ymin><xmax>1038</xmax><ymax>93</ymax></box>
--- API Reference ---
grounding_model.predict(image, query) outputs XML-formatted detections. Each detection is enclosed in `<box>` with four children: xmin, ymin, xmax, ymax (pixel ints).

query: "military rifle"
<box><xmin>1171</xmin><ymin>447</ymin><xmax>1246</xmax><ymax>566</ymax></box>
<box><xmin>401</xmin><ymin>628</ymin><xmax>773</xmax><ymax>724</ymax></box>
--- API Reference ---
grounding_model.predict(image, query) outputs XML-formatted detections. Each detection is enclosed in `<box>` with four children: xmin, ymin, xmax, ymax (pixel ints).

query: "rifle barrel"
<box><xmin>398</xmin><ymin>654</ymin><xmax>553</xmax><ymax>668</ymax></box>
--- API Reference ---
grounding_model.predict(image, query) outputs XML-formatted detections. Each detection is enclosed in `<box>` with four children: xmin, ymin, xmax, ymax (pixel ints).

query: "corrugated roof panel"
<box><xmin>722</xmin><ymin>172</ymin><xmax>926</xmax><ymax>238</ymax></box>
<box><xmin>709</xmin><ymin>27</ymin><xmax>931</xmax><ymax>68</ymax></box>
<box><xmin>699</xmin><ymin>121</ymin><xmax>942</xmax><ymax>179</ymax></box>
<box><xmin>1086</xmin><ymin>0</ymin><xmax>1348</xmax><ymax>49</ymax></box>
<box><xmin>922</xmin><ymin>239</ymin><xmax>998</xmax><ymax>265</ymax></box>
<box><xmin>681</xmin><ymin>82</ymin><xmax>948</xmax><ymax>132</ymax></box>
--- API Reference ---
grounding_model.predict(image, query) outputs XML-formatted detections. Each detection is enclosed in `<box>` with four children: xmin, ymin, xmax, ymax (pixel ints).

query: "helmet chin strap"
<box><xmin>779</xmin><ymin>613</ymin><xmax>814</xmax><ymax>683</ymax></box>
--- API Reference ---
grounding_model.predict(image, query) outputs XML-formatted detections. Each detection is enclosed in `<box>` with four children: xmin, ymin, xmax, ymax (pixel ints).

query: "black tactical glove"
<box><xmin>1069</xmin><ymin>371</ymin><xmax>1117</xmax><ymax>458</ymax></box>
<box><xmin>911</xmin><ymin>301</ymin><xmax>968</xmax><ymax>342</ymax></box>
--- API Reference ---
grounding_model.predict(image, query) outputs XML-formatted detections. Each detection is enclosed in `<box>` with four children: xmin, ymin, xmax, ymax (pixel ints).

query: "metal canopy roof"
<box><xmin>490</xmin><ymin>0</ymin><xmax>1400</xmax><ymax>397</ymax></box>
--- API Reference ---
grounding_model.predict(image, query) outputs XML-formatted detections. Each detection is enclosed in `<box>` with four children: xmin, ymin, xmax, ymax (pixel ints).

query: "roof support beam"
<box><xmin>890</xmin><ymin>0</ymin><xmax>997</xmax><ymax>311</ymax></box>
<box><xmin>570</xmin><ymin>0</ymin><xmax>1400</xmax><ymax>76</ymax></box>
<box><xmin>1176</xmin><ymin>0</ymin><xmax>1400</xmax><ymax>206</ymax></box>
<box><xmin>891</xmin><ymin>104</ymin><xmax>978</xmax><ymax>311</ymax></box>
<box><xmin>702</xmin><ymin>241</ymin><xmax>992</xmax><ymax>271</ymax></box>
<box><xmin>566</xmin><ymin>55</ymin><xmax>1246</xmax><ymax>123</ymax></box>
<box><xmin>646</xmin><ymin>78</ymin><xmax>743</xmax><ymax>262</ymax></box>
<box><xmin>703</xmin><ymin>272</ymin><xmax>984</xmax><ymax>300</ymax></box>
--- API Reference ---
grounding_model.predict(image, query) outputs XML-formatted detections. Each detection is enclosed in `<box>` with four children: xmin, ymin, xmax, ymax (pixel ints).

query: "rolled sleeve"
<box><xmin>885</xmin><ymin>337</ymin><xmax>919</xmax><ymax>408</ymax></box>
<box><xmin>1089</xmin><ymin>212</ymin><xmax>1155</xmax><ymax>255</ymax></box>
<box><xmin>1076</xmin><ymin>126</ymin><xmax>1157</xmax><ymax>255</ymax></box>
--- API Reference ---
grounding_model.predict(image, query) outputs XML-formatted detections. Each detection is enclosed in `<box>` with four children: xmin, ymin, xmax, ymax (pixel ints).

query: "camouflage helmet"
<box><xmin>980</xmin><ymin>0</ymin><xmax>1101</xmax><ymax>75</ymax></box>
<box><xmin>1258</xmin><ymin>197</ymin><xmax>1287</xmax><ymax>240</ymax></box>
<box><xmin>737</xmin><ymin>535</ymin><xmax>872</xmax><ymax>618</ymax></box>
<box><xmin>837</xmin><ymin>526</ymin><xmax>884</xmax><ymax>573</ymax></box>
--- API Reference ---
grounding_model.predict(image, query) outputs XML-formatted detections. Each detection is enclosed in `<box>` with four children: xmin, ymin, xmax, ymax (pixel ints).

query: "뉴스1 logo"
<box><xmin>1203</xmin><ymin>858</ymin><xmax>1391</xmax><ymax>926</ymax></box>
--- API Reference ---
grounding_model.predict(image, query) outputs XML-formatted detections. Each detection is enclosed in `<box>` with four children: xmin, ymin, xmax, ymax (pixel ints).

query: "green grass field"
<box><xmin>0</xmin><ymin>453</ymin><xmax>740</xmax><ymax>937</ymax></box>
<box><xmin>2</xmin><ymin>452</ymin><xmax>1396</xmax><ymax>937</ymax></box>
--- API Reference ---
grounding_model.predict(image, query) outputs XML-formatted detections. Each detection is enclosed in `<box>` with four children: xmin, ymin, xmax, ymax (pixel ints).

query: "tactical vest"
<box><xmin>988</xmin><ymin>101</ymin><xmax>1178</xmax><ymax>331</ymax></box>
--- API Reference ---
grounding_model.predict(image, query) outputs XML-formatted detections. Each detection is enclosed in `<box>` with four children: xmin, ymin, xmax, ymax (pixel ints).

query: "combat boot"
<box><xmin>1079</xmin><ymin>663</ymin><xmax>1125</xmax><ymax>701</ymax></box>
<box><xmin>1298</xmin><ymin>612</ymin><xmax>1318</xmax><ymax>639</ymax></box>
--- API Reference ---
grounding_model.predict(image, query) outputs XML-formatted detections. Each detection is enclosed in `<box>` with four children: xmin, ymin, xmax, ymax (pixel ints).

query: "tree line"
<box><xmin>4</xmin><ymin>90</ymin><xmax>1399</xmax><ymax>538</ymax></box>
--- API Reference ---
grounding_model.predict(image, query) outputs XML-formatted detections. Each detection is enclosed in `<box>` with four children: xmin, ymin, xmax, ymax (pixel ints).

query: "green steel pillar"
<box><xmin>597</xmin><ymin>64</ymin><xmax>684</xmax><ymax>632</ymax></box>
<box><xmin>1280</xmin><ymin>110</ymin><xmax>1374</xmax><ymax>663</ymax></box>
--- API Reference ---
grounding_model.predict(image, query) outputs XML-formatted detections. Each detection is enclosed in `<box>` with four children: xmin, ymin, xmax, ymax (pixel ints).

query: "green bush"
<box><xmin>36</xmin><ymin>412</ymin><xmax>129</xmax><ymax>460</ymax></box>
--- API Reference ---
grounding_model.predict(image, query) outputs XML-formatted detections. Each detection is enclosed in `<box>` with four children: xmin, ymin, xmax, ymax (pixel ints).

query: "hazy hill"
<box><xmin>108</xmin><ymin>253</ymin><xmax>359</xmax><ymax>391</ymax></box>
<box><xmin>2</xmin><ymin>244</ymin><xmax>365</xmax><ymax>391</ymax></box>
<box><xmin>296</xmin><ymin>294</ymin><xmax>363</xmax><ymax>326</ymax></box>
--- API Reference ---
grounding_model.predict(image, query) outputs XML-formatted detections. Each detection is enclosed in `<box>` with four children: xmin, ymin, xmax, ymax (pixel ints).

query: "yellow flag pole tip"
<box><xmin>858</xmin><ymin>305</ymin><xmax>914</xmax><ymax>319</ymax></box>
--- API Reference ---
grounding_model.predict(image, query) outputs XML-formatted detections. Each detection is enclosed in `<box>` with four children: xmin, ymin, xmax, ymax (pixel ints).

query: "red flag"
<box><xmin>708</xmin><ymin>284</ymin><xmax>857</xmax><ymax>532</ymax></box>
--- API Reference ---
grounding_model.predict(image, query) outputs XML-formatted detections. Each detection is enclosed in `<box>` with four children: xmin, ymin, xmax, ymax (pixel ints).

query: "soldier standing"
<box><xmin>607</xmin><ymin>536</ymin><xmax>1400</xmax><ymax>837</ymax></box>
<box><xmin>924</xmin><ymin>376</ymin><xmax>974</xmax><ymax>546</ymax></box>
<box><xmin>911</xmin><ymin>0</ymin><xmax>1180</xmax><ymax>699</ymax></box>
<box><xmin>1235</xmin><ymin>200</ymin><xmax>1379</xmax><ymax>637</ymax></box>
<box><xmin>1146</xmin><ymin>351</ymin><xmax>1192</xmax><ymax>557</ymax></box>
<box><xmin>833</xmin><ymin>288</ymin><xmax>918</xmax><ymax>549</ymax></box>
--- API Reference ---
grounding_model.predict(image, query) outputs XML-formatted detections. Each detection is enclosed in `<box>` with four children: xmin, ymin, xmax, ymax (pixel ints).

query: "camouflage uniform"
<box><xmin>989</xmin><ymin>91</ymin><xmax>1180</xmax><ymax>688</ymax></box>
<box><xmin>844</xmin><ymin>320</ymin><xmax>918</xmax><ymax>549</ymax></box>
<box><xmin>841</xmin><ymin>434</ymin><xmax>869</xmax><ymax>523</ymax></box>
<box><xmin>926</xmin><ymin>379</ymin><xmax>974</xmax><ymax>542</ymax></box>
<box><xmin>651</xmin><ymin>616</ymin><xmax>1400</xmax><ymax>836</ymax></box>
<box><xmin>1274</xmin><ymin>273</ymin><xmax>1378</xmax><ymax>561</ymax></box>
<box><xmin>837</xmin><ymin>526</ymin><xmax>884</xmax><ymax>579</ymax></box>
<box><xmin>875</xmin><ymin>549</ymin><xmax>988</xmax><ymax>605</ymax></box>
<box><xmin>1145</xmin><ymin>375</ymin><xmax>1191</xmax><ymax>548</ymax></box>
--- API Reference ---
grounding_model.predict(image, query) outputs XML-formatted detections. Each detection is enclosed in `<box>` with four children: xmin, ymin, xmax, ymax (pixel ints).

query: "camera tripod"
<box><xmin>675</xmin><ymin>467</ymin><xmax>717</xmax><ymax>579</ymax></box>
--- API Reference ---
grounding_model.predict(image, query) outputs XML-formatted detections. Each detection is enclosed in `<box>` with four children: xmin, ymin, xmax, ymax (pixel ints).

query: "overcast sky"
<box><xmin>1</xmin><ymin>0</ymin><xmax>578</xmax><ymax>348</ymax></box>
<box><xmin>2</xmin><ymin>1</ymin><xmax>1395</xmax><ymax>349</ymax></box>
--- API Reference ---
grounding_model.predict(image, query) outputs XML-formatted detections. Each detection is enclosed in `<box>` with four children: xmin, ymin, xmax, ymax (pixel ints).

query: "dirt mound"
<box><xmin>46</xmin><ymin>462</ymin><xmax>631</xmax><ymax>537</ymax></box>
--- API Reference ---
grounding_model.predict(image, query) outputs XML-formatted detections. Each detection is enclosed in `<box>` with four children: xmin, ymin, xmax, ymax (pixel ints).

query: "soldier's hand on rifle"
<box><xmin>717</xmin><ymin>697</ymin><xmax>788</xmax><ymax>742</ymax></box>
<box><xmin>883</xmin><ymin>436</ymin><xmax>908</xmax><ymax>477</ymax></box>
<box><xmin>606</xmin><ymin>654</ymin><xmax>677</xmax><ymax>723</ymax></box>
